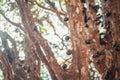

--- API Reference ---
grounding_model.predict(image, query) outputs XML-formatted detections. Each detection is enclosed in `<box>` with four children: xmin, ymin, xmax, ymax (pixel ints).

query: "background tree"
<box><xmin>0</xmin><ymin>0</ymin><xmax>120</xmax><ymax>80</ymax></box>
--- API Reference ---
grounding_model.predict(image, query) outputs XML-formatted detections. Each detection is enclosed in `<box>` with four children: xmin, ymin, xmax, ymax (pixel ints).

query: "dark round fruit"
<box><xmin>107</xmin><ymin>31</ymin><xmax>111</xmax><ymax>35</ymax></box>
<box><xmin>92</xmin><ymin>51</ymin><xmax>101</xmax><ymax>58</ymax></box>
<box><xmin>34</xmin><ymin>26</ymin><xmax>38</xmax><ymax>31</ymax></box>
<box><xmin>113</xmin><ymin>43</ymin><xmax>120</xmax><ymax>51</ymax></box>
<box><xmin>92</xmin><ymin>54</ymin><xmax>97</xmax><ymax>58</ymax></box>
<box><xmin>96</xmin><ymin>51</ymin><xmax>101</xmax><ymax>55</ymax></box>
<box><xmin>64</xmin><ymin>17</ymin><xmax>69</xmax><ymax>22</ymax></box>
<box><xmin>93</xmin><ymin>5</ymin><xmax>100</xmax><ymax>12</ymax></box>
<box><xmin>105</xmin><ymin>12</ymin><xmax>111</xmax><ymax>17</ymax></box>
<box><xmin>85</xmin><ymin>39</ymin><xmax>92</xmax><ymax>44</ymax></box>
<box><xmin>20</xmin><ymin>60</ymin><xmax>24</xmax><ymax>63</ymax></box>
<box><xmin>66</xmin><ymin>50</ymin><xmax>72</xmax><ymax>55</ymax></box>
<box><xmin>99</xmin><ymin>38</ymin><xmax>106</xmax><ymax>45</ymax></box>
<box><xmin>65</xmin><ymin>36</ymin><xmax>70</xmax><ymax>41</ymax></box>
<box><xmin>81</xmin><ymin>0</ymin><xmax>86</xmax><ymax>3</ymax></box>
<box><xmin>96</xmin><ymin>60</ymin><xmax>101</xmax><ymax>64</ymax></box>
<box><xmin>62</xmin><ymin>64</ymin><xmax>67</xmax><ymax>69</ymax></box>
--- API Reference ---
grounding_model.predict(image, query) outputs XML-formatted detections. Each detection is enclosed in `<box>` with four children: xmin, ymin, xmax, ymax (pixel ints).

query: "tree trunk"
<box><xmin>0</xmin><ymin>0</ymin><xmax>120</xmax><ymax>80</ymax></box>
<box><xmin>65</xmin><ymin>0</ymin><xmax>89</xmax><ymax>80</ymax></box>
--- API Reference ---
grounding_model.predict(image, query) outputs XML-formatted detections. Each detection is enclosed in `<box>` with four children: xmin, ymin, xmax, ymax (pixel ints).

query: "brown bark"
<box><xmin>65</xmin><ymin>0</ymin><xmax>89</xmax><ymax>80</ymax></box>
<box><xmin>0</xmin><ymin>51</ymin><xmax>13</xmax><ymax>80</ymax></box>
<box><xmin>0</xmin><ymin>0</ymin><xmax>120</xmax><ymax>80</ymax></box>
<box><xmin>100</xmin><ymin>0</ymin><xmax>120</xmax><ymax>79</ymax></box>
<box><xmin>15</xmin><ymin>0</ymin><xmax>64</xmax><ymax>80</ymax></box>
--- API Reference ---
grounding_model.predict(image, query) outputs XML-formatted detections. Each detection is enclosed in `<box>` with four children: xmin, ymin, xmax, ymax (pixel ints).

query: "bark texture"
<box><xmin>0</xmin><ymin>0</ymin><xmax>120</xmax><ymax>80</ymax></box>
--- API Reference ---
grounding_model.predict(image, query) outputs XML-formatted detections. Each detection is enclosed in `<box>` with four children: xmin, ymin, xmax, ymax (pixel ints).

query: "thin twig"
<box><xmin>0</xmin><ymin>10</ymin><xmax>26</xmax><ymax>33</ymax></box>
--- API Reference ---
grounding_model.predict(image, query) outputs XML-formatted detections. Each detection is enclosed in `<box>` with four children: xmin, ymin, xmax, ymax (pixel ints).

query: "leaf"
<box><xmin>40</xmin><ymin>25</ymin><xmax>47</xmax><ymax>33</ymax></box>
<box><xmin>51</xmin><ymin>0</ymin><xmax>57</xmax><ymax>2</ymax></box>
<box><xmin>0</xmin><ymin>0</ymin><xmax>6</xmax><ymax>6</ymax></box>
<box><xmin>0</xmin><ymin>0</ymin><xmax>3</xmax><ymax>4</ymax></box>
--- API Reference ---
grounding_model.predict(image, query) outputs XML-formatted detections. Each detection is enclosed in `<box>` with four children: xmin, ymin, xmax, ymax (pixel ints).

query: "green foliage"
<box><xmin>51</xmin><ymin>0</ymin><xmax>57</xmax><ymax>2</ymax></box>
<box><xmin>0</xmin><ymin>70</ymin><xmax>4</xmax><ymax>80</ymax></box>
<box><xmin>39</xmin><ymin>25</ymin><xmax>47</xmax><ymax>33</ymax></box>
<box><xmin>0</xmin><ymin>0</ymin><xmax>5</xmax><ymax>5</ymax></box>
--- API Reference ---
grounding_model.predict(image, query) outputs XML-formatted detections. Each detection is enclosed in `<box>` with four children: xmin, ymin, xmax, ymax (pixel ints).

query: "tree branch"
<box><xmin>35</xmin><ymin>1</ymin><xmax>65</xmax><ymax>16</ymax></box>
<box><xmin>0</xmin><ymin>50</ymin><xmax>13</xmax><ymax>80</ymax></box>
<box><xmin>46</xmin><ymin>18</ymin><xmax>68</xmax><ymax>49</ymax></box>
<box><xmin>58</xmin><ymin>0</ymin><xmax>64</xmax><ymax>12</ymax></box>
<box><xmin>0</xmin><ymin>10</ymin><xmax>26</xmax><ymax>33</ymax></box>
